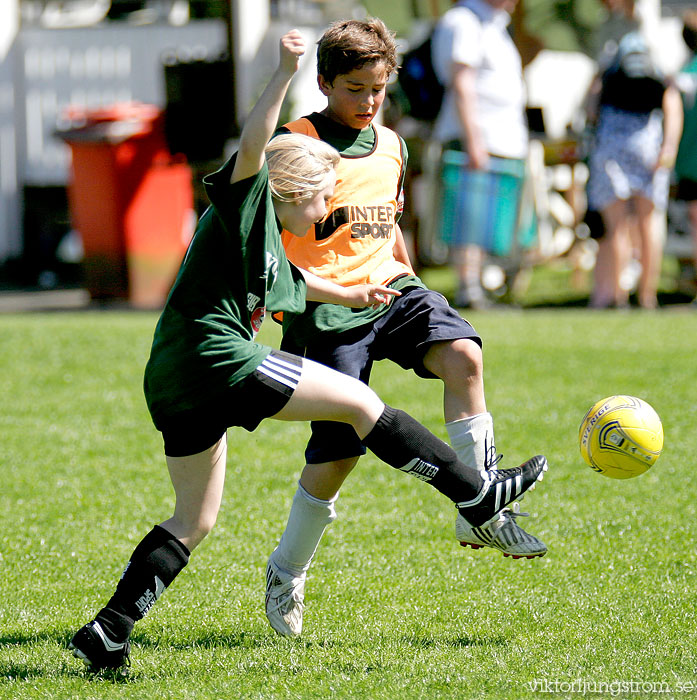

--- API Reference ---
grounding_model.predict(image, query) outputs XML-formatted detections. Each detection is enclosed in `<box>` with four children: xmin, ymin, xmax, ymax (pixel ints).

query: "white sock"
<box><xmin>447</xmin><ymin>413</ymin><xmax>505</xmax><ymax>529</ymax></box>
<box><xmin>445</xmin><ymin>412</ymin><xmax>496</xmax><ymax>473</ymax></box>
<box><xmin>270</xmin><ymin>482</ymin><xmax>338</xmax><ymax>577</ymax></box>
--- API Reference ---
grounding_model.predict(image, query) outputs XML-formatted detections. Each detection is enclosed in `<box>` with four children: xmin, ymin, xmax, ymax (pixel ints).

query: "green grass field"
<box><xmin>1</xmin><ymin>308</ymin><xmax>696</xmax><ymax>699</ymax></box>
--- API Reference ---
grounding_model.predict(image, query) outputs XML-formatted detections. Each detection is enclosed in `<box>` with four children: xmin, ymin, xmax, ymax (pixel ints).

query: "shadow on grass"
<box><xmin>2</xmin><ymin>627</ymin><xmax>509</xmax><ymax>650</ymax></box>
<box><xmin>132</xmin><ymin>629</ymin><xmax>273</xmax><ymax>651</ymax></box>
<box><xmin>0</xmin><ymin>662</ymin><xmax>135</xmax><ymax>684</ymax></box>
<box><xmin>401</xmin><ymin>634</ymin><xmax>508</xmax><ymax>649</ymax></box>
<box><xmin>0</xmin><ymin>627</ymin><xmax>508</xmax><ymax>683</ymax></box>
<box><xmin>0</xmin><ymin>630</ymin><xmax>137</xmax><ymax>683</ymax></box>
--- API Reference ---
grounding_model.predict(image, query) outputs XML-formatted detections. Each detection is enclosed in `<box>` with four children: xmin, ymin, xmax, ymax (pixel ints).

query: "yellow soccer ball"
<box><xmin>578</xmin><ymin>395</ymin><xmax>663</xmax><ymax>479</ymax></box>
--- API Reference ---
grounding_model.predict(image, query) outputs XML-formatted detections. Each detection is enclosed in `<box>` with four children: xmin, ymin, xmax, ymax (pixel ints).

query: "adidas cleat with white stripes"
<box><xmin>456</xmin><ymin>504</ymin><xmax>547</xmax><ymax>559</ymax></box>
<box><xmin>68</xmin><ymin>620</ymin><xmax>131</xmax><ymax>672</ymax></box>
<box><xmin>456</xmin><ymin>455</ymin><xmax>547</xmax><ymax>528</ymax></box>
<box><xmin>265</xmin><ymin>557</ymin><xmax>305</xmax><ymax>638</ymax></box>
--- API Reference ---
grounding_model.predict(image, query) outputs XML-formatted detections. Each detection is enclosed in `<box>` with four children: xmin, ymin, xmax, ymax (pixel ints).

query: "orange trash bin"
<box><xmin>59</xmin><ymin>103</ymin><xmax>195</xmax><ymax>308</ymax></box>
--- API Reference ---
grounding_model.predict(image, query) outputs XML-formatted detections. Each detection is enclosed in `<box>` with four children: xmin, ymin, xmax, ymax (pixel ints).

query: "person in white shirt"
<box><xmin>432</xmin><ymin>0</ymin><xmax>529</xmax><ymax>308</ymax></box>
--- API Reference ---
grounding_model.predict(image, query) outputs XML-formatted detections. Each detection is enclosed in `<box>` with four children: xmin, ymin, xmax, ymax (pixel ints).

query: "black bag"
<box><xmin>600</xmin><ymin>32</ymin><xmax>666</xmax><ymax>114</ymax></box>
<box><xmin>396</xmin><ymin>33</ymin><xmax>444</xmax><ymax>122</ymax></box>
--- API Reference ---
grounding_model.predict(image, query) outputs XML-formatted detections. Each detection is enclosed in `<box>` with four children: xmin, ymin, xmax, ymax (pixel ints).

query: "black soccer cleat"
<box><xmin>68</xmin><ymin>620</ymin><xmax>131</xmax><ymax>672</ymax></box>
<box><xmin>456</xmin><ymin>455</ymin><xmax>547</xmax><ymax>528</ymax></box>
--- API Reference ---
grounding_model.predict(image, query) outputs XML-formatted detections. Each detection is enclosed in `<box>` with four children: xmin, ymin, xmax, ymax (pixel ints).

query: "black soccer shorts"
<box><xmin>302</xmin><ymin>286</ymin><xmax>481</xmax><ymax>464</ymax></box>
<box><xmin>158</xmin><ymin>349</ymin><xmax>303</xmax><ymax>457</ymax></box>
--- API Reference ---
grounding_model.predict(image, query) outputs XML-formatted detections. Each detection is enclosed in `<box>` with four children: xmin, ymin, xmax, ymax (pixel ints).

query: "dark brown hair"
<box><xmin>316</xmin><ymin>17</ymin><xmax>398</xmax><ymax>85</ymax></box>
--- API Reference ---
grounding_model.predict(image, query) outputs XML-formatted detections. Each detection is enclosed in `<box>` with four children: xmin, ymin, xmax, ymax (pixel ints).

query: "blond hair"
<box><xmin>265</xmin><ymin>133</ymin><xmax>340</xmax><ymax>203</ymax></box>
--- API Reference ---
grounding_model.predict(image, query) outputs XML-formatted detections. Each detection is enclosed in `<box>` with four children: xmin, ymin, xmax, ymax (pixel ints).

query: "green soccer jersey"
<box><xmin>143</xmin><ymin>155</ymin><xmax>307</xmax><ymax>423</ymax></box>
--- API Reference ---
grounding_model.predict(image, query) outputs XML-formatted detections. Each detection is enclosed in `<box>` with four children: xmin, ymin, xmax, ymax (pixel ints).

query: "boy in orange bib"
<box><xmin>265</xmin><ymin>18</ymin><xmax>548</xmax><ymax>639</ymax></box>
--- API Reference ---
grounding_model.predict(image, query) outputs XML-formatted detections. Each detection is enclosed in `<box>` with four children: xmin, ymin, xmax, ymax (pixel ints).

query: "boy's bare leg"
<box><xmin>269</xmin><ymin>457</ymin><xmax>357</xmax><ymax>581</ymax></box>
<box><xmin>424</xmin><ymin>338</ymin><xmax>547</xmax><ymax>559</ymax></box>
<box><xmin>299</xmin><ymin>456</ymin><xmax>359</xmax><ymax>500</ymax></box>
<box><xmin>266</xmin><ymin>360</ymin><xmax>377</xmax><ymax>631</ymax></box>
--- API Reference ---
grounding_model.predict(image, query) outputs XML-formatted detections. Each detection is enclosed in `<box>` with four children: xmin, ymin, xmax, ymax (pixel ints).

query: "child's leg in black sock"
<box><xmin>96</xmin><ymin>525</ymin><xmax>190</xmax><ymax>641</ymax></box>
<box><xmin>362</xmin><ymin>405</ymin><xmax>483</xmax><ymax>502</ymax></box>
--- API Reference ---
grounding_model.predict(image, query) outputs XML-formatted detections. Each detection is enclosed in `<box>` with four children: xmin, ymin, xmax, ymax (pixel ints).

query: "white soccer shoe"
<box><xmin>456</xmin><ymin>504</ymin><xmax>547</xmax><ymax>559</ymax></box>
<box><xmin>265</xmin><ymin>558</ymin><xmax>305</xmax><ymax>638</ymax></box>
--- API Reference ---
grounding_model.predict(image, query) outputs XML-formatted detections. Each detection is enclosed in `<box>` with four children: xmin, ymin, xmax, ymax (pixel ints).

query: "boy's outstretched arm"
<box><xmin>231</xmin><ymin>30</ymin><xmax>305</xmax><ymax>185</ymax></box>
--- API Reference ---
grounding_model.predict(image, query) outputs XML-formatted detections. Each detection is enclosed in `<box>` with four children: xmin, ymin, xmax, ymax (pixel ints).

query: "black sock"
<box><xmin>96</xmin><ymin>525</ymin><xmax>190</xmax><ymax>642</ymax></box>
<box><xmin>362</xmin><ymin>405</ymin><xmax>482</xmax><ymax>503</ymax></box>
